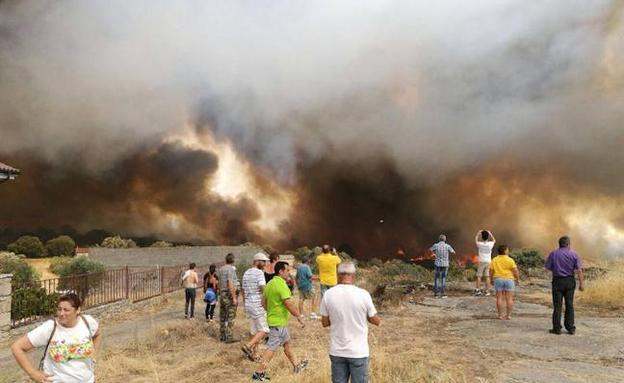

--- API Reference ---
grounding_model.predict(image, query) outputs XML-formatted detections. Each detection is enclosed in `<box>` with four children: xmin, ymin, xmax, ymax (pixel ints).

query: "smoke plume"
<box><xmin>1</xmin><ymin>1</ymin><xmax>623</xmax><ymax>259</ymax></box>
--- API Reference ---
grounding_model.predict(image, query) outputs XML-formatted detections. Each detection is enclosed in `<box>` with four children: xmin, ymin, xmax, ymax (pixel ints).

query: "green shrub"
<box><xmin>11</xmin><ymin>287</ymin><xmax>59</xmax><ymax>322</ymax></box>
<box><xmin>45</xmin><ymin>235</ymin><xmax>76</xmax><ymax>257</ymax></box>
<box><xmin>7</xmin><ymin>236</ymin><xmax>46</xmax><ymax>258</ymax></box>
<box><xmin>54</xmin><ymin>255</ymin><xmax>105</xmax><ymax>277</ymax></box>
<box><xmin>510</xmin><ymin>248</ymin><xmax>545</xmax><ymax>269</ymax></box>
<box><xmin>53</xmin><ymin>256</ymin><xmax>106</xmax><ymax>295</ymax></box>
<box><xmin>101</xmin><ymin>235</ymin><xmax>137</xmax><ymax>248</ymax></box>
<box><xmin>293</xmin><ymin>246</ymin><xmax>313</xmax><ymax>262</ymax></box>
<box><xmin>0</xmin><ymin>252</ymin><xmax>40</xmax><ymax>286</ymax></box>
<box><xmin>150</xmin><ymin>240</ymin><xmax>173</xmax><ymax>248</ymax></box>
<box><xmin>49</xmin><ymin>256</ymin><xmax>72</xmax><ymax>275</ymax></box>
<box><xmin>371</xmin><ymin>259</ymin><xmax>432</xmax><ymax>285</ymax></box>
<box><xmin>236</xmin><ymin>258</ymin><xmax>252</xmax><ymax>282</ymax></box>
<box><xmin>448</xmin><ymin>265</ymin><xmax>477</xmax><ymax>282</ymax></box>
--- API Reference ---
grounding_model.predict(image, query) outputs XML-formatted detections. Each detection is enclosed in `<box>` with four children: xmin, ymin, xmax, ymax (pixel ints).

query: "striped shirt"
<box><xmin>430</xmin><ymin>241</ymin><xmax>456</xmax><ymax>267</ymax></box>
<box><xmin>242</xmin><ymin>268</ymin><xmax>267</xmax><ymax>319</ymax></box>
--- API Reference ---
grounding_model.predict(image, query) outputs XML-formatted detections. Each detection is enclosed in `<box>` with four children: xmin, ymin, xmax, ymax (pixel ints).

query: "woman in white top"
<box><xmin>11</xmin><ymin>293</ymin><xmax>101</xmax><ymax>383</ymax></box>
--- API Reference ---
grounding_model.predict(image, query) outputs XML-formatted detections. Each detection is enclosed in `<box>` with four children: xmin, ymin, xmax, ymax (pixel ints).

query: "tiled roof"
<box><xmin>0</xmin><ymin>162</ymin><xmax>20</xmax><ymax>174</ymax></box>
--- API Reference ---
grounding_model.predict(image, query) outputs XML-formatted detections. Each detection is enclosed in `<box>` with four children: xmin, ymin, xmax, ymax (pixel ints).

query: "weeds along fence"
<box><xmin>10</xmin><ymin>263</ymin><xmax>215</xmax><ymax>328</ymax></box>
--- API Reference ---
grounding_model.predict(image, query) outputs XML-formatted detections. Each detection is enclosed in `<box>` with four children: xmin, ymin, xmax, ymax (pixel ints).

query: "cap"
<box><xmin>253</xmin><ymin>252</ymin><xmax>270</xmax><ymax>262</ymax></box>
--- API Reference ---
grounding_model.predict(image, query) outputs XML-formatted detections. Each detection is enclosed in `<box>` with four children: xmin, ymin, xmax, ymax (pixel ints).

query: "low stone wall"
<box><xmin>0</xmin><ymin>274</ymin><xmax>11</xmax><ymax>341</ymax></box>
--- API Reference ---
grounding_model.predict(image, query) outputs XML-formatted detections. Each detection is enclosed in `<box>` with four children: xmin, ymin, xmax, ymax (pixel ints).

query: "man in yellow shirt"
<box><xmin>316</xmin><ymin>245</ymin><xmax>342</xmax><ymax>298</ymax></box>
<box><xmin>489</xmin><ymin>245</ymin><xmax>520</xmax><ymax>320</ymax></box>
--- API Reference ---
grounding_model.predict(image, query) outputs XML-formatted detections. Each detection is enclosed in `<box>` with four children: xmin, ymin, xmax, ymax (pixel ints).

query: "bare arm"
<box><xmin>11</xmin><ymin>336</ymin><xmax>53</xmax><ymax>383</ymax></box>
<box><xmin>488</xmin><ymin>231</ymin><xmax>496</xmax><ymax>242</ymax></box>
<box><xmin>512</xmin><ymin>267</ymin><xmax>520</xmax><ymax>284</ymax></box>
<box><xmin>489</xmin><ymin>267</ymin><xmax>495</xmax><ymax>281</ymax></box>
<box><xmin>578</xmin><ymin>269</ymin><xmax>584</xmax><ymax>291</ymax></box>
<box><xmin>321</xmin><ymin>316</ymin><xmax>331</xmax><ymax>328</ymax></box>
<box><xmin>228</xmin><ymin>279</ymin><xmax>238</xmax><ymax>305</ymax></box>
<box><xmin>475</xmin><ymin>231</ymin><xmax>481</xmax><ymax>244</ymax></box>
<box><xmin>92</xmin><ymin>330</ymin><xmax>102</xmax><ymax>356</ymax></box>
<box><xmin>367</xmin><ymin>315</ymin><xmax>381</xmax><ymax>326</ymax></box>
<box><xmin>283</xmin><ymin>298</ymin><xmax>305</xmax><ymax>327</ymax></box>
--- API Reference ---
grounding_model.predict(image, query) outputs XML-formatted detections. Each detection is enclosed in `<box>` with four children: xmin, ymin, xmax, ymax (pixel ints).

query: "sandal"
<box><xmin>241</xmin><ymin>345</ymin><xmax>255</xmax><ymax>361</ymax></box>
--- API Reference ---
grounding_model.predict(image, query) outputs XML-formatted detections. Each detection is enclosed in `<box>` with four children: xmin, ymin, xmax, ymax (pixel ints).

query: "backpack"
<box><xmin>204</xmin><ymin>288</ymin><xmax>217</xmax><ymax>303</ymax></box>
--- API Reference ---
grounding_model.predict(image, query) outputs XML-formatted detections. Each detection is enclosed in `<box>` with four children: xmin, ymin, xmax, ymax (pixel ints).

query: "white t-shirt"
<box><xmin>476</xmin><ymin>241</ymin><xmax>495</xmax><ymax>263</ymax></box>
<box><xmin>27</xmin><ymin>315</ymin><xmax>99</xmax><ymax>383</ymax></box>
<box><xmin>320</xmin><ymin>284</ymin><xmax>377</xmax><ymax>358</ymax></box>
<box><xmin>242</xmin><ymin>268</ymin><xmax>267</xmax><ymax>319</ymax></box>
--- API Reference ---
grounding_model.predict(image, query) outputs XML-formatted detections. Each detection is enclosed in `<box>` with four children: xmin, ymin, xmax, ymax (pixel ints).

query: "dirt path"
<box><xmin>409</xmin><ymin>284</ymin><xmax>624</xmax><ymax>382</ymax></box>
<box><xmin>2</xmin><ymin>285</ymin><xmax>623</xmax><ymax>382</ymax></box>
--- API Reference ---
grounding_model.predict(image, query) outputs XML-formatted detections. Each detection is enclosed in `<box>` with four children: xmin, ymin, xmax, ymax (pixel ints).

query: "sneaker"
<box><xmin>251</xmin><ymin>372</ymin><xmax>270</xmax><ymax>381</ymax></box>
<box><xmin>549</xmin><ymin>329</ymin><xmax>562</xmax><ymax>335</ymax></box>
<box><xmin>184</xmin><ymin>314</ymin><xmax>189</xmax><ymax>319</ymax></box>
<box><xmin>441</xmin><ymin>295</ymin><xmax>448</xmax><ymax>299</ymax></box>
<box><xmin>484</xmin><ymin>290</ymin><xmax>491</xmax><ymax>296</ymax></box>
<box><xmin>567</xmin><ymin>329</ymin><xmax>576</xmax><ymax>335</ymax></box>
<box><xmin>474</xmin><ymin>289</ymin><xmax>482</xmax><ymax>296</ymax></box>
<box><xmin>293</xmin><ymin>359</ymin><xmax>309</xmax><ymax>373</ymax></box>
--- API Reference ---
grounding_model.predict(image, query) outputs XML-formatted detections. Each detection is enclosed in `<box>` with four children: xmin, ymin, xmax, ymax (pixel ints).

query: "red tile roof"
<box><xmin>0</xmin><ymin>162</ymin><xmax>20</xmax><ymax>174</ymax></box>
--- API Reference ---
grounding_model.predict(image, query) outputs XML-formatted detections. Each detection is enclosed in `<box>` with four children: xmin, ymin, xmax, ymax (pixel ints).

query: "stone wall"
<box><xmin>0</xmin><ymin>274</ymin><xmax>11</xmax><ymax>341</ymax></box>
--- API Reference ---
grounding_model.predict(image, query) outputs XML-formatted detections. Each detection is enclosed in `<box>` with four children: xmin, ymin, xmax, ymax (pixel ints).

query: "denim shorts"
<box><xmin>494</xmin><ymin>278</ymin><xmax>515</xmax><ymax>292</ymax></box>
<box><xmin>266</xmin><ymin>327</ymin><xmax>290</xmax><ymax>351</ymax></box>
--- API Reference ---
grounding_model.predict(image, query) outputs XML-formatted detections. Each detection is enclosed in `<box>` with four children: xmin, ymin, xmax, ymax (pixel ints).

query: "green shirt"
<box><xmin>264</xmin><ymin>275</ymin><xmax>292</xmax><ymax>327</ymax></box>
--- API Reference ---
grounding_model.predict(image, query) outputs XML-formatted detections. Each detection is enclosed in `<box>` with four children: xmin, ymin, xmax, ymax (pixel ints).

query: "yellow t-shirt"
<box><xmin>316</xmin><ymin>253</ymin><xmax>342</xmax><ymax>286</ymax></box>
<box><xmin>491</xmin><ymin>255</ymin><xmax>517</xmax><ymax>279</ymax></box>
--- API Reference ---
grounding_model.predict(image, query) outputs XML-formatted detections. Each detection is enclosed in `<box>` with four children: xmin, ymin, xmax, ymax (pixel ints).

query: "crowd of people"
<box><xmin>432</xmin><ymin>231</ymin><xmax>584</xmax><ymax>328</ymax></box>
<box><xmin>9</xmin><ymin>234</ymin><xmax>584</xmax><ymax>382</ymax></box>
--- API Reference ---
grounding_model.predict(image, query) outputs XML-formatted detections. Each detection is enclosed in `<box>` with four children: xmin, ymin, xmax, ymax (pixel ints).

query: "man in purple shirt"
<box><xmin>545</xmin><ymin>236</ymin><xmax>584</xmax><ymax>335</ymax></box>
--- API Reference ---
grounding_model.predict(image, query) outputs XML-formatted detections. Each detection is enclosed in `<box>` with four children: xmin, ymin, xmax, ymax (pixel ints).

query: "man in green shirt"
<box><xmin>252</xmin><ymin>261</ymin><xmax>308</xmax><ymax>381</ymax></box>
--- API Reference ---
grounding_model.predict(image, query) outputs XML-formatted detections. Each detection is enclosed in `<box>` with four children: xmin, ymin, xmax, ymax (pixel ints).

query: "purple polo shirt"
<box><xmin>545</xmin><ymin>247</ymin><xmax>582</xmax><ymax>277</ymax></box>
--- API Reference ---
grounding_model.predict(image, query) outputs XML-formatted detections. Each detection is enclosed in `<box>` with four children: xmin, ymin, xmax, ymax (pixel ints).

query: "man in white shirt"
<box><xmin>241</xmin><ymin>252</ymin><xmax>270</xmax><ymax>361</ymax></box>
<box><xmin>475</xmin><ymin>230</ymin><xmax>496</xmax><ymax>296</ymax></box>
<box><xmin>320</xmin><ymin>262</ymin><xmax>381</xmax><ymax>383</ymax></box>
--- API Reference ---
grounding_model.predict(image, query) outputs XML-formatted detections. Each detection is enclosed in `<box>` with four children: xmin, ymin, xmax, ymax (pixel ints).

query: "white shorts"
<box><xmin>249</xmin><ymin>316</ymin><xmax>269</xmax><ymax>334</ymax></box>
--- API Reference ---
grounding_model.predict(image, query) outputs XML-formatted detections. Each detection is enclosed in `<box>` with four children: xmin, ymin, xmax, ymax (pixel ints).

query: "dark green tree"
<box><xmin>45</xmin><ymin>235</ymin><xmax>76</xmax><ymax>257</ymax></box>
<box><xmin>7</xmin><ymin>236</ymin><xmax>46</xmax><ymax>258</ymax></box>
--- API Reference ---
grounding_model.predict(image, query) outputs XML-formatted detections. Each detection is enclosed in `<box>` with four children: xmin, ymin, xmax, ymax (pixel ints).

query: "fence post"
<box><xmin>0</xmin><ymin>274</ymin><xmax>13</xmax><ymax>341</ymax></box>
<box><xmin>125</xmin><ymin>266</ymin><xmax>129</xmax><ymax>300</ymax></box>
<box><xmin>159</xmin><ymin>266</ymin><xmax>164</xmax><ymax>295</ymax></box>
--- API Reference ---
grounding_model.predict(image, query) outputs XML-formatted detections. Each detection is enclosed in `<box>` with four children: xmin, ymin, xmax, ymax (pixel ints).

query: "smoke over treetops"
<box><xmin>0</xmin><ymin>1</ymin><xmax>623</xmax><ymax>259</ymax></box>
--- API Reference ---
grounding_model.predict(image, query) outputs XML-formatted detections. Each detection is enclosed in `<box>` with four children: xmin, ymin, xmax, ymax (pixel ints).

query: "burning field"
<box><xmin>0</xmin><ymin>1</ymin><xmax>624</xmax><ymax>260</ymax></box>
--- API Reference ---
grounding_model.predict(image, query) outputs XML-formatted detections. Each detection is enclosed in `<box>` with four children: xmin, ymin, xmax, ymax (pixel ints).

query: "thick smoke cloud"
<box><xmin>1</xmin><ymin>1</ymin><xmax>623</xmax><ymax>258</ymax></box>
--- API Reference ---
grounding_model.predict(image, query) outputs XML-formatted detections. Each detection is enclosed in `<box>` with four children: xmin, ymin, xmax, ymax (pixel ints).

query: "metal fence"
<box><xmin>10</xmin><ymin>263</ymin><xmax>215</xmax><ymax>327</ymax></box>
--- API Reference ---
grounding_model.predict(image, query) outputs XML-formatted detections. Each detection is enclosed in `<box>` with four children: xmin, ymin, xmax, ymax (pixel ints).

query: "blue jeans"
<box><xmin>434</xmin><ymin>266</ymin><xmax>448</xmax><ymax>295</ymax></box>
<box><xmin>330</xmin><ymin>355</ymin><xmax>369</xmax><ymax>383</ymax></box>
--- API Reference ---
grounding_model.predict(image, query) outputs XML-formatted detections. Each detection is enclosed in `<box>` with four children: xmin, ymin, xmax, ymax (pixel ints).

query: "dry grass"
<box><xmin>578</xmin><ymin>263</ymin><xmax>624</xmax><ymax>309</ymax></box>
<box><xmin>95</xmin><ymin>305</ymin><xmax>483</xmax><ymax>383</ymax></box>
<box><xmin>24</xmin><ymin>257</ymin><xmax>58</xmax><ymax>279</ymax></box>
